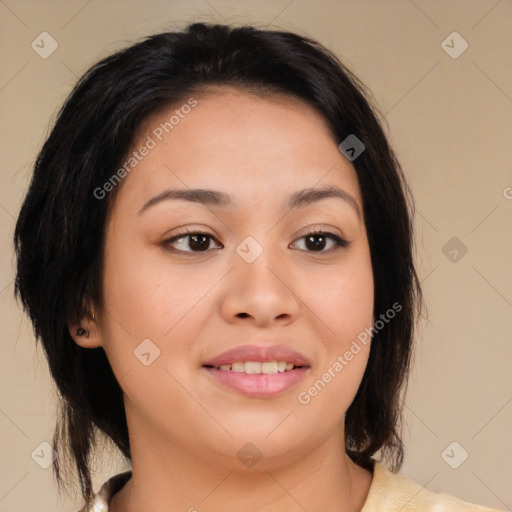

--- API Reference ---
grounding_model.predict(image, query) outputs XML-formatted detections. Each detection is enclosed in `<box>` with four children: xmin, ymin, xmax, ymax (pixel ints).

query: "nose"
<box><xmin>219</xmin><ymin>247</ymin><xmax>301</xmax><ymax>328</ymax></box>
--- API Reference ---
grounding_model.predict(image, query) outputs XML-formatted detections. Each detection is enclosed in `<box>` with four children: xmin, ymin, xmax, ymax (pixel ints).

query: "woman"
<box><xmin>13</xmin><ymin>22</ymin><xmax>501</xmax><ymax>512</ymax></box>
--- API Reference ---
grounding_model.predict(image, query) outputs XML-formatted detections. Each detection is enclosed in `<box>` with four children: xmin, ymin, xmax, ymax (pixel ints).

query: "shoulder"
<box><xmin>74</xmin><ymin>463</ymin><xmax>503</xmax><ymax>512</ymax></box>
<box><xmin>75</xmin><ymin>470</ymin><xmax>132</xmax><ymax>512</ymax></box>
<box><xmin>362</xmin><ymin>460</ymin><xmax>503</xmax><ymax>512</ymax></box>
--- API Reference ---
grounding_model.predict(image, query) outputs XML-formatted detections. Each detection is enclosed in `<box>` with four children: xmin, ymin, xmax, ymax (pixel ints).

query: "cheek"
<box><xmin>298</xmin><ymin>242</ymin><xmax>374</xmax><ymax>345</ymax></box>
<box><xmin>99</xmin><ymin>233</ymin><xmax>197</xmax><ymax>380</ymax></box>
<box><xmin>320</xmin><ymin>269</ymin><xmax>374</xmax><ymax>331</ymax></box>
<box><xmin>99</xmin><ymin>241</ymin><xmax>209</xmax><ymax>429</ymax></box>
<box><xmin>100</xmin><ymin>232</ymin><xmax>233</xmax><ymax>406</ymax></box>
<box><xmin>102</xmin><ymin>234</ymin><xmax>203</xmax><ymax>337</ymax></box>
<box><xmin>293</xmin><ymin>242</ymin><xmax>374</xmax><ymax>413</ymax></box>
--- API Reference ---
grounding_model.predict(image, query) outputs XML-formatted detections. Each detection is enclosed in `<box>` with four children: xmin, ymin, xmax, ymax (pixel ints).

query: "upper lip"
<box><xmin>203</xmin><ymin>344</ymin><xmax>311</xmax><ymax>367</ymax></box>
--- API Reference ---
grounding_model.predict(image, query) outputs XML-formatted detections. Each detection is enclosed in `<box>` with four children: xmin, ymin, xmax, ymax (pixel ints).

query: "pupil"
<box><xmin>306</xmin><ymin>234</ymin><xmax>325</xmax><ymax>251</ymax></box>
<box><xmin>190</xmin><ymin>234</ymin><xmax>209</xmax><ymax>251</ymax></box>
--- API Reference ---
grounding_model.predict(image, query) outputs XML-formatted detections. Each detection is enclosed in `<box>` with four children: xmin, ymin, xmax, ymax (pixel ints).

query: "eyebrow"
<box><xmin>137</xmin><ymin>185</ymin><xmax>361</xmax><ymax>220</ymax></box>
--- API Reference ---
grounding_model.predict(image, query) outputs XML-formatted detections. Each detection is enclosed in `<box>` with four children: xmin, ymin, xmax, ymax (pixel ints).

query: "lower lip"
<box><xmin>203</xmin><ymin>367</ymin><xmax>309</xmax><ymax>398</ymax></box>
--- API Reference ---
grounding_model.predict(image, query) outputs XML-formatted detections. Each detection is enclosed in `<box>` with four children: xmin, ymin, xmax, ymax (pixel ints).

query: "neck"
<box><xmin>110</xmin><ymin>418</ymin><xmax>373</xmax><ymax>512</ymax></box>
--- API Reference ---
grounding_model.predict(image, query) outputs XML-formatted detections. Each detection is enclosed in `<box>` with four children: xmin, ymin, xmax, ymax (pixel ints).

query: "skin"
<box><xmin>71</xmin><ymin>87</ymin><xmax>375</xmax><ymax>512</ymax></box>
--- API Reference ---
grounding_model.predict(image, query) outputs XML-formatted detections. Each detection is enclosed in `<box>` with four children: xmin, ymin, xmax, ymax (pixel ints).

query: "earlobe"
<box><xmin>68</xmin><ymin>309</ymin><xmax>102</xmax><ymax>348</ymax></box>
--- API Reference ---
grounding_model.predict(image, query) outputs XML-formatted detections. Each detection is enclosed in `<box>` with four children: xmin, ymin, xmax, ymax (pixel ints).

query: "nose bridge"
<box><xmin>219</xmin><ymin>234</ymin><xmax>300</xmax><ymax>325</ymax></box>
<box><xmin>236</xmin><ymin>230</ymin><xmax>291</xmax><ymax>283</ymax></box>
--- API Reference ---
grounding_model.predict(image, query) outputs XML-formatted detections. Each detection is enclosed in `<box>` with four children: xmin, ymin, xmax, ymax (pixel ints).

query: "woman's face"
<box><xmin>84</xmin><ymin>87</ymin><xmax>374</xmax><ymax>468</ymax></box>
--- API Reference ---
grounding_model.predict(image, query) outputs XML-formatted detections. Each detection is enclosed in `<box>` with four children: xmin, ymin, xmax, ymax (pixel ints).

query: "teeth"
<box><xmin>215</xmin><ymin>361</ymin><xmax>298</xmax><ymax>374</ymax></box>
<box><xmin>245</xmin><ymin>361</ymin><xmax>261</xmax><ymax>374</ymax></box>
<box><xmin>231</xmin><ymin>362</ymin><xmax>245</xmax><ymax>372</ymax></box>
<box><xmin>261</xmin><ymin>361</ymin><xmax>278</xmax><ymax>374</ymax></box>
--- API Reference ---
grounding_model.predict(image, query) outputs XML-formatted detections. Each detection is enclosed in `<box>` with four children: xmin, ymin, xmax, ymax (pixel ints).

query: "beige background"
<box><xmin>1</xmin><ymin>1</ymin><xmax>511</xmax><ymax>511</ymax></box>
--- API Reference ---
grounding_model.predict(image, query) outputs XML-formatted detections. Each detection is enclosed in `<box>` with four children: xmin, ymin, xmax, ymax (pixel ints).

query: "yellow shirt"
<box><xmin>361</xmin><ymin>461</ymin><xmax>502</xmax><ymax>511</ymax></box>
<box><xmin>78</xmin><ymin>461</ymin><xmax>503</xmax><ymax>511</ymax></box>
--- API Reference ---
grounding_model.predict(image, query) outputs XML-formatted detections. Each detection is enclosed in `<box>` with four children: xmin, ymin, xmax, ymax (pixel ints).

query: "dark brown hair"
<box><xmin>14</xmin><ymin>21</ymin><xmax>423</xmax><ymax>508</ymax></box>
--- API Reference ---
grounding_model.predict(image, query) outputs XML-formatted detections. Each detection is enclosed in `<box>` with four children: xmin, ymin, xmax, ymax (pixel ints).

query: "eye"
<box><xmin>162</xmin><ymin>228</ymin><xmax>349</xmax><ymax>255</ymax></box>
<box><xmin>163</xmin><ymin>230</ymin><xmax>222</xmax><ymax>254</ymax></box>
<box><xmin>290</xmin><ymin>229</ymin><xmax>349</xmax><ymax>253</ymax></box>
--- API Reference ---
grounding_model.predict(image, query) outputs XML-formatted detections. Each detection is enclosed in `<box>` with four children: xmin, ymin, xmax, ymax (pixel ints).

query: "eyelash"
<box><xmin>162</xmin><ymin>228</ymin><xmax>350</xmax><ymax>255</ymax></box>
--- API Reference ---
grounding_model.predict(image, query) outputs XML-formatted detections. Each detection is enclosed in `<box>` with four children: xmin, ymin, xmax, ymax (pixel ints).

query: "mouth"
<box><xmin>202</xmin><ymin>345</ymin><xmax>311</xmax><ymax>398</ymax></box>
<box><xmin>204</xmin><ymin>360</ymin><xmax>306</xmax><ymax>373</ymax></box>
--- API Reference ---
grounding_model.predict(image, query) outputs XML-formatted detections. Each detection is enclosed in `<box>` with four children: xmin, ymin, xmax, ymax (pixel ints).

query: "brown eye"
<box><xmin>164</xmin><ymin>232</ymin><xmax>222</xmax><ymax>253</ymax></box>
<box><xmin>291</xmin><ymin>230</ymin><xmax>349</xmax><ymax>253</ymax></box>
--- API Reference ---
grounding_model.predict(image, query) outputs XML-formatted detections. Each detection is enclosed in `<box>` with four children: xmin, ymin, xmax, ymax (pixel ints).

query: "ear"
<box><xmin>68</xmin><ymin>302</ymin><xmax>102</xmax><ymax>349</ymax></box>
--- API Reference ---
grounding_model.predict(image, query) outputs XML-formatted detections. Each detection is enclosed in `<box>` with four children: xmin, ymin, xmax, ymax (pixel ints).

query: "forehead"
<box><xmin>112</xmin><ymin>87</ymin><xmax>362</xmax><ymax>216</ymax></box>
